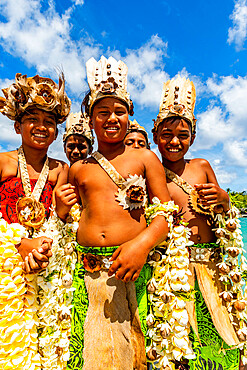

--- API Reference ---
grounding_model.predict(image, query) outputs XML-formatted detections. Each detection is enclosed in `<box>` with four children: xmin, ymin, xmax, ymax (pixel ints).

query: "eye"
<box><xmin>78</xmin><ymin>145</ymin><xmax>87</xmax><ymax>150</ymax></box>
<box><xmin>115</xmin><ymin>109</ymin><xmax>126</xmax><ymax>115</ymax></box>
<box><xmin>179</xmin><ymin>134</ymin><xmax>189</xmax><ymax>139</ymax></box>
<box><xmin>99</xmin><ymin>110</ymin><xmax>109</xmax><ymax>115</ymax></box>
<box><xmin>161</xmin><ymin>132</ymin><xmax>171</xmax><ymax>138</ymax></box>
<box><xmin>46</xmin><ymin>120</ymin><xmax>56</xmax><ymax>126</ymax></box>
<box><xmin>29</xmin><ymin>117</ymin><xmax>37</xmax><ymax>122</ymax></box>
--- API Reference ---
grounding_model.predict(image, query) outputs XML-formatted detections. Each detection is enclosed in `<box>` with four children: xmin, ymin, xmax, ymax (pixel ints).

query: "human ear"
<box><xmin>89</xmin><ymin>118</ymin><xmax>93</xmax><ymax>130</ymax></box>
<box><xmin>190</xmin><ymin>134</ymin><xmax>196</xmax><ymax>146</ymax></box>
<box><xmin>153</xmin><ymin>131</ymin><xmax>158</xmax><ymax>145</ymax></box>
<box><xmin>14</xmin><ymin>121</ymin><xmax>21</xmax><ymax>134</ymax></box>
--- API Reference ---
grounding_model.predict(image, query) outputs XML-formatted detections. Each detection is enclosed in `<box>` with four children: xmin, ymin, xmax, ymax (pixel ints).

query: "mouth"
<box><xmin>32</xmin><ymin>133</ymin><xmax>47</xmax><ymax>139</ymax></box>
<box><xmin>167</xmin><ymin>148</ymin><xmax>181</xmax><ymax>152</ymax></box>
<box><xmin>104</xmin><ymin>125</ymin><xmax>120</xmax><ymax>132</ymax></box>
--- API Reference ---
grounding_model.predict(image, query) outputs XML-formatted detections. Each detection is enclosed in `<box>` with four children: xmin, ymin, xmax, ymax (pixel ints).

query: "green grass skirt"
<box><xmin>67</xmin><ymin>245</ymin><xmax>152</xmax><ymax>370</ymax></box>
<box><xmin>188</xmin><ymin>242</ymin><xmax>240</xmax><ymax>370</ymax></box>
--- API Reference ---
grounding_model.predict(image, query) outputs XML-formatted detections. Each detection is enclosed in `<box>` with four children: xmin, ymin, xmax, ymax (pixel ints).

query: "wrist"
<box><xmin>15</xmin><ymin>237</ymin><xmax>28</xmax><ymax>250</ymax></box>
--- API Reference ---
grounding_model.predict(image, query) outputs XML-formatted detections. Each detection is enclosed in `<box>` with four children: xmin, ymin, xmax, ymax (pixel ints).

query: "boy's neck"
<box><xmin>97</xmin><ymin>141</ymin><xmax>126</xmax><ymax>159</ymax></box>
<box><xmin>21</xmin><ymin>144</ymin><xmax>48</xmax><ymax>167</ymax></box>
<box><xmin>162</xmin><ymin>157</ymin><xmax>187</xmax><ymax>176</ymax></box>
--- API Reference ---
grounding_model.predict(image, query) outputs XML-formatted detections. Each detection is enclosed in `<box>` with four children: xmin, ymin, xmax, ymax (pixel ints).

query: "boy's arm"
<box><xmin>52</xmin><ymin>161</ymin><xmax>69</xmax><ymax>207</ymax></box>
<box><xmin>194</xmin><ymin>159</ymin><xmax>230</xmax><ymax>211</ymax></box>
<box><xmin>55</xmin><ymin>162</ymin><xmax>79</xmax><ymax>221</ymax></box>
<box><xmin>108</xmin><ymin>215</ymin><xmax>169</xmax><ymax>282</ymax></box>
<box><xmin>109</xmin><ymin>150</ymin><xmax>171</xmax><ymax>282</ymax></box>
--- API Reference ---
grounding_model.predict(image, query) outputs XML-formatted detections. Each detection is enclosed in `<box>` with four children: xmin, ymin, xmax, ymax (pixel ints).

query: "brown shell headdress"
<box><xmin>0</xmin><ymin>73</ymin><xmax>71</xmax><ymax>124</ymax></box>
<box><xmin>153</xmin><ymin>76</ymin><xmax>196</xmax><ymax>133</ymax></box>
<box><xmin>63</xmin><ymin>112</ymin><xmax>94</xmax><ymax>146</ymax></box>
<box><xmin>86</xmin><ymin>56</ymin><xmax>133</xmax><ymax>115</ymax></box>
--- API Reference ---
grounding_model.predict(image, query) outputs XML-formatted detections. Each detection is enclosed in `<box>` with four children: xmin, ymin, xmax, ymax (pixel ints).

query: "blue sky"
<box><xmin>0</xmin><ymin>0</ymin><xmax>247</xmax><ymax>191</ymax></box>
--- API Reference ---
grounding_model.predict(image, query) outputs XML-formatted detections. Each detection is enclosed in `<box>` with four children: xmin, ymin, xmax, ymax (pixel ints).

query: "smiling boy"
<box><xmin>153</xmin><ymin>76</ymin><xmax>243</xmax><ymax>370</ymax></box>
<box><xmin>0</xmin><ymin>73</ymin><xmax>70</xmax><ymax>271</ymax></box>
<box><xmin>56</xmin><ymin>56</ymin><xmax>171</xmax><ymax>370</ymax></box>
<box><xmin>0</xmin><ymin>73</ymin><xmax>71</xmax><ymax>368</ymax></box>
<box><xmin>63</xmin><ymin>112</ymin><xmax>94</xmax><ymax>165</ymax></box>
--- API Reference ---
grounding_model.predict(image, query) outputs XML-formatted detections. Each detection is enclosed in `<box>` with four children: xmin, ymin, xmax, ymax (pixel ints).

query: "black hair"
<box><xmin>81</xmin><ymin>91</ymin><xmax>134</xmax><ymax>116</ymax></box>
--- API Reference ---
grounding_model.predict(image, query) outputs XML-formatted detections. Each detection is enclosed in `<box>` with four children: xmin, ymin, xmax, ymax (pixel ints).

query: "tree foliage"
<box><xmin>227</xmin><ymin>189</ymin><xmax>247</xmax><ymax>213</ymax></box>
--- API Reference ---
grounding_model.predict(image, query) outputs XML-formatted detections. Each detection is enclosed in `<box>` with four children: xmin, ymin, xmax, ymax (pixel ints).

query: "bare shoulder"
<box><xmin>187</xmin><ymin>158</ymin><xmax>216</xmax><ymax>184</ymax></box>
<box><xmin>69</xmin><ymin>157</ymin><xmax>94</xmax><ymax>177</ymax></box>
<box><xmin>0</xmin><ymin>150</ymin><xmax>18</xmax><ymax>178</ymax></box>
<box><xmin>0</xmin><ymin>150</ymin><xmax>17</xmax><ymax>161</ymax></box>
<box><xmin>48</xmin><ymin>157</ymin><xmax>69</xmax><ymax>171</ymax></box>
<box><xmin>126</xmin><ymin>147</ymin><xmax>160</xmax><ymax>163</ymax></box>
<box><xmin>189</xmin><ymin>158</ymin><xmax>212</xmax><ymax>170</ymax></box>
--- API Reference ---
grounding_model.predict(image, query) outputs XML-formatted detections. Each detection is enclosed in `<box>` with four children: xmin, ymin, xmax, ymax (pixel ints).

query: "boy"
<box><xmin>153</xmin><ymin>76</ymin><xmax>244</xmax><ymax>370</ymax></box>
<box><xmin>0</xmin><ymin>73</ymin><xmax>71</xmax><ymax>271</ymax></box>
<box><xmin>63</xmin><ymin>111</ymin><xmax>94</xmax><ymax>165</ymax></box>
<box><xmin>124</xmin><ymin>119</ymin><xmax>150</xmax><ymax>149</ymax></box>
<box><xmin>56</xmin><ymin>56</ymin><xmax>171</xmax><ymax>370</ymax></box>
<box><xmin>0</xmin><ymin>73</ymin><xmax>71</xmax><ymax>368</ymax></box>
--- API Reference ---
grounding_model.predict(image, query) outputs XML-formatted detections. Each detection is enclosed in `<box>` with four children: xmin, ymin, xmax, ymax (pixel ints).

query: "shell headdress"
<box><xmin>0</xmin><ymin>73</ymin><xmax>71</xmax><ymax>124</ymax></box>
<box><xmin>153</xmin><ymin>76</ymin><xmax>196</xmax><ymax>133</ymax></box>
<box><xmin>86</xmin><ymin>56</ymin><xmax>133</xmax><ymax>115</ymax></box>
<box><xmin>63</xmin><ymin>111</ymin><xmax>94</xmax><ymax>147</ymax></box>
<box><xmin>126</xmin><ymin>119</ymin><xmax>150</xmax><ymax>148</ymax></box>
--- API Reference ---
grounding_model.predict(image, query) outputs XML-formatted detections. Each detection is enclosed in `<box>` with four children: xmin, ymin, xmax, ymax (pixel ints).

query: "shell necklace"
<box><xmin>16</xmin><ymin>145</ymin><xmax>49</xmax><ymax>229</ymax></box>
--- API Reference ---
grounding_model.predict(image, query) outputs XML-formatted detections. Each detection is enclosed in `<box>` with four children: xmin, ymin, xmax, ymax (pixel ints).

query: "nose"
<box><xmin>35</xmin><ymin>119</ymin><xmax>46</xmax><ymax>130</ymax></box>
<box><xmin>72</xmin><ymin>146</ymin><xmax>80</xmax><ymax>154</ymax></box>
<box><xmin>133</xmin><ymin>140</ymin><xmax>140</xmax><ymax>149</ymax></box>
<box><xmin>170</xmin><ymin>136</ymin><xmax>180</xmax><ymax>145</ymax></box>
<box><xmin>108</xmin><ymin>112</ymin><xmax>117</xmax><ymax>122</ymax></box>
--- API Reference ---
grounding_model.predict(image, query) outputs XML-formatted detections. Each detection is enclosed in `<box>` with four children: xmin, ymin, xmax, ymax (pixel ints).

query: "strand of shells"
<box><xmin>145</xmin><ymin>198</ymin><xmax>195</xmax><ymax>370</ymax></box>
<box><xmin>215</xmin><ymin>206</ymin><xmax>247</xmax><ymax>364</ymax></box>
<box><xmin>34</xmin><ymin>205</ymin><xmax>80</xmax><ymax>370</ymax></box>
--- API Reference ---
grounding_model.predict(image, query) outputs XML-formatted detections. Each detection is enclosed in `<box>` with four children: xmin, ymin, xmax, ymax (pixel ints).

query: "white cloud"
<box><xmin>72</xmin><ymin>0</ymin><xmax>84</xmax><ymax>5</ymax></box>
<box><xmin>224</xmin><ymin>139</ymin><xmax>247</xmax><ymax>167</ymax></box>
<box><xmin>107</xmin><ymin>35</ymin><xmax>169</xmax><ymax>108</ymax></box>
<box><xmin>0</xmin><ymin>0</ymin><xmax>100</xmax><ymax>94</ymax></box>
<box><xmin>0</xmin><ymin>115</ymin><xmax>21</xmax><ymax>146</ymax></box>
<box><xmin>192</xmin><ymin>75</ymin><xmax>247</xmax><ymax>164</ymax></box>
<box><xmin>211</xmin><ymin>159</ymin><xmax>237</xmax><ymax>185</ymax></box>
<box><xmin>228</xmin><ymin>0</ymin><xmax>247</xmax><ymax>50</ymax></box>
<box><xmin>124</xmin><ymin>36</ymin><xmax>169</xmax><ymax>108</ymax></box>
<box><xmin>0</xmin><ymin>1</ymin><xmax>171</xmax><ymax>111</ymax></box>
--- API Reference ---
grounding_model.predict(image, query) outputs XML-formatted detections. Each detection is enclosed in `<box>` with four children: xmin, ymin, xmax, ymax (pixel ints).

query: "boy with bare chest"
<box><xmin>56</xmin><ymin>56</ymin><xmax>171</xmax><ymax>370</ymax></box>
<box><xmin>153</xmin><ymin>76</ymin><xmax>245</xmax><ymax>370</ymax></box>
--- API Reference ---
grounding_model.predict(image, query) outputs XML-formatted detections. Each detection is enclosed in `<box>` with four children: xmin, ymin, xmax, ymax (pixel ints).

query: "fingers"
<box><xmin>23</xmin><ymin>254</ymin><xmax>40</xmax><ymax>274</ymax></box>
<box><xmin>40</xmin><ymin>237</ymin><xmax>53</xmax><ymax>244</ymax></box>
<box><xmin>131</xmin><ymin>271</ymin><xmax>140</xmax><ymax>282</ymax></box>
<box><xmin>23</xmin><ymin>256</ymin><xmax>31</xmax><ymax>274</ymax></box>
<box><xmin>108</xmin><ymin>259</ymin><xmax>121</xmax><ymax>277</ymax></box>
<box><xmin>28</xmin><ymin>253</ymin><xmax>40</xmax><ymax>270</ymax></box>
<box><xmin>32</xmin><ymin>249</ymin><xmax>49</xmax><ymax>262</ymax></box>
<box><xmin>57</xmin><ymin>183</ymin><xmax>75</xmax><ymax>192</ymax></box>
<box><xmin>38</xmin><ymin>241</ymin><xmax>53</xmax><ymax>256</ymax></box>
<box><xmin>109</xmin><ymin>248</ymin><xmax>121</xmax><ymax>261</ymax></box>
<box><xmin>37</xmin><ymin>261</ymin><xmax>49</xmax><ymax>270</ymax></box>
<box><xmin>194</xmin><ymin>183</ymin><xmax>214</xmax><ymax>190</ymax></box>
<box><xmin>56</xmin><ymin>184</ymin><xmax>77</xmax><ymax>205</ymax></box>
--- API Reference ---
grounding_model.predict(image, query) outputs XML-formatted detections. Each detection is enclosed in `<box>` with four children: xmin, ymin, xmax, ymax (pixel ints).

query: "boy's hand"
<box><xmin>194</xmin><ymin>183</ymin><xmax>230</xmax><ymax>210</ymax></box>
<box><xmin>55</xmin><ymin>183</ymin><xmax>78</xmax><ymax>221</ymax></box>
<box><xmin>108</xmin><ymin>241</ymin><xmax>149</xmax><ymax>283</ymax></box>
<box><xmin>17</xmin><ymin>237</ymin><xmax>53</xmax><ymax>273</ymax></box>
